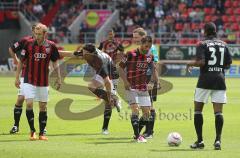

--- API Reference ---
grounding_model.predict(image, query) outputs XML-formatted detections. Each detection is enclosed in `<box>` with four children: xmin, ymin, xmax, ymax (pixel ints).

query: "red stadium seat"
<box><xmin>232</xmin><ymin>1</ymin><xmax>239</xmax><ymax>7</ymax></box>
<box><xmin>231</xmin><ymin>23</ymin><xmax>239</xmax><ymax>31</ymax></box>
<box><xmin>229</xmin><ymin>15</ymin><xmax>237</xmax><ymax>22</ymax></box>
<box><xmin>175</xmin><ymin>23</ymin><xmax>183</xmax><ymax>31</ymax></box>
<box><xmin>204</xmin><ymin>15</ymin><xmax>212</xmax><ymax>22</ymax></box>
<box><xmin>221</xmin><ymin>15</ymin><xmax>229</xmax><ymax>23</ymax></box>
<box><xmin>226</xmin><ymin>8</ymin><xmax>234</xmax><ymax>15</ymax></box>
<box><xmin>204</xmin><ymin>8</ymin><xmax>212</xmax><ymax>14</ymax></box>
<box><xmin>235</xmin><ymin>8</ymin><xmax>240</xmax><ymax>15</ymax></box>
<box><xmin>224</xmin><ymin>0</ymin><xmax>231</xmax><ymax>8</ymax></box>
<box><xmin>223</xmin><ymin>23</ymin><xmax>231</xmax><ymax>30</ymax></box>
<box><xmin>237</xmin><ymin>16</ymin><xmax>240</xmax><ymax>22</ymax></box>
<box><xmin>179</xmin><ymin>38</ymin><xmax>189</xmax><ymax>44</ymax></box>
<box><xmin>191</xmin><ymin>23</ymin><xmax>199</xmax><ymax>30</ymax></box>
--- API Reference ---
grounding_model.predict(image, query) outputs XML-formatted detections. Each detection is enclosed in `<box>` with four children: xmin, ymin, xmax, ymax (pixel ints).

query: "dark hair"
<box><xmin>204</xmin><ymin>22</ymin><xmax>217</xmax><ymax>37</ymax></box>
<box><xmin>141</xmin><ymin>35</ymin><xmax>152</xmax><ymax>44</ymax></box>
<box><xmin>82</xmin><ymin>43</ymin><xmax>96</xmax><ymax>53</ymax></box>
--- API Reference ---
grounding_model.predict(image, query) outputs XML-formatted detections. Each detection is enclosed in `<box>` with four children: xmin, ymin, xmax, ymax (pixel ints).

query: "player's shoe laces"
<box><xmin>102</xmin><ymin>129</ymin><xmax>109</xmax><ymax>135</ymax></box>
<box><xmin>214</xmin><ymin>140</ymin><xmax>221</xmax><ymax>150</ymax></box>
<box><xmin>136</xmin><ymin>135</ymin><xmax>147</xmax><ymax>143</ymax></box>
<box><xmin>190</xmin><ymin>141</ymin><xmax>205</xmax><ymax>149</ymax></box>
<box><xmin>29</xmin><ymin>131</ymin><xmax>37</xmax><ymax>141</ymax></box>
<box><xmin>9</xmin><ymin>126</ymin><xmax>19</xmax><ymax>134</ymax></box>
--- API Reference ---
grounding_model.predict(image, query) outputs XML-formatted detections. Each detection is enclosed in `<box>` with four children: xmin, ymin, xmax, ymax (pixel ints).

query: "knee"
<box><xmin>16</xmin><ymin>96</ymin><xmax>24</xmax><ymax>106</ymax></box>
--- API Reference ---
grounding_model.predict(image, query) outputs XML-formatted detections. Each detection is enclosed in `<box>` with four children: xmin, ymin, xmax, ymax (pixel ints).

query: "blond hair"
<box><xmin>133</xmin><ymin>27</ymin><xmax>147</xmax><ymax>37</ymax></box>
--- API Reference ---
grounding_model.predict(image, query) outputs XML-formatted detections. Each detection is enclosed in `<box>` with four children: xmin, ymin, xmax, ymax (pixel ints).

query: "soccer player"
<box><xmin>8</xmin><ymin>23</ymin><xmax>37</xmax><ymax>134</ymax></box>
<box><xmin>132</xmin><ymin>28</ymin><xmax>159</xmax><ymax>138</ymax></box>
<box><xmin>16</xmin><ymin>23</ymin><xmax>61</xmax><ymax>140</ymax></box>
<box><xmin>74</xmin><ymin>43</ymin><xmax>120</xmax><ymax>123</ymax></box>
<box><xmin>119</xmin><ymin>36</ymin><xmax>158</xmax><ymax>143</ymax></box>
<box><xmin>98</xmin><ymin>29</ymin><xmax>124</xmax><ymax>135</ymax></box>
<box><xmin>187</xmin><ymin>22</ymin><xmax>232</xmax><ymax>150</ymax></box>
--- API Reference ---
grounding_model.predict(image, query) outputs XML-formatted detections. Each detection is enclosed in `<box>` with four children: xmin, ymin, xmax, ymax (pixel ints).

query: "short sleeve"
<box><xmin>50</xmin><ymin>44</ymin><xmax>60</xmax><ymax>62</ymax></box>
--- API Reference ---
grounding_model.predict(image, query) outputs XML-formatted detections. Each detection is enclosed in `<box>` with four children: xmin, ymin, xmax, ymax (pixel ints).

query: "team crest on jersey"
<box><xmin>21</xmin><ymin>49</ymin><xmax>26</xmax><ymax>56</ymax></box>
<box><xmin>14</xmin><ymin>42</ymin><xmax>19</xmax><ymax>48</ymax></box>
<box><xmin>46</xmin><ymin>47</ymin><xmax>50</xmax><ymax>54</ymax></box>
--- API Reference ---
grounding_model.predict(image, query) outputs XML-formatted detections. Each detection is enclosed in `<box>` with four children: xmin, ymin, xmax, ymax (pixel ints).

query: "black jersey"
<box><xmin>196</xmin><ymin>38</ymin><xmax>232</xmax><ymax>90</ymax></box>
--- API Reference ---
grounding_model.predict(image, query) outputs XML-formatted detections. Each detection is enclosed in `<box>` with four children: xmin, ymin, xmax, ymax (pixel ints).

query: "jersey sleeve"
<box><xmin>20</xmin><ymin>42</ymin><xmax>29</xmax><ymax>63</ymax></box>
<box><xmin>50</xmin><ymin>44</ymin><xmax>60</xmax><ymax>62</ymax></box>
<box><xmin>196</xmin><ymin>42</ymin><xmax>205</xmax><ymax>61</ymax></box>
<box><xmin>10</xmin><ymin>38</ymin><xmax>26</xmax><ymax>53</ymax></box>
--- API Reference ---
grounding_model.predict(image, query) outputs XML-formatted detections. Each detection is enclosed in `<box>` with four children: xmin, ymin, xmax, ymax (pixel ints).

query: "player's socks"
<box><xmin>131</xmin><ymin>114</ymin><xmax>139</xmax><ymax>138</ymax></box>
<box><xmin>194</xmin><ymin>111</ymin><xmax>203</xmax><ymax>142</ymax></box>
<box><xmin>215</xmin><ymin>112</ymin><xmax>223</xmax><ymax>142</ymax></box>
<box><xmin>148</xmin><ymin>109</ymin><xmax>156</xmax><ymax>135</ymax></box>
<box><xmin>26</xmin><ymin>109</ymin><xmax>36</xmax><ymax>132</ymax></box>
<box><xmin>91</xmin><ymin>88</ymin><xmax>110</xmax><ymax>102</ymax></box>
<box><xmin>39</xmin><ymin>111</ymin><xmax>47</xmax><ymax>135</ymax></box>
<box><xmin>102</xmin><ymin>107</ymin><xmax>112</xmax><ymax>130</ymax></box>
<box><xmin>139</xmin><ymin>116</ymin><xmax>146</xmax><ymax>134</ymax></box>
<box><xmin>14</xmin><ymin>104</ymin><xmax>22</xmax><ymax>127</ymax></box>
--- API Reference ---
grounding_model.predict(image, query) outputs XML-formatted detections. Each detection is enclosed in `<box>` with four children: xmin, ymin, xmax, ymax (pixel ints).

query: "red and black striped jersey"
<box><xmin>98</xmin><ymin>39</ymin><xmax>123</xmax><ymax>62</ymax></box>
<box><xmin>20</xmin><ymin>39</ymin><xmax>60</xmax><ymax>86</ymax></box>
<box><xmin>10</xmin><ymin>36</ymin><xmax>33</xmax><ymax>77</ymax></box>
<box><xmin>119</xmin><ymin>49</ymin><xmax>154</xmax><ymax>91</ymax></box>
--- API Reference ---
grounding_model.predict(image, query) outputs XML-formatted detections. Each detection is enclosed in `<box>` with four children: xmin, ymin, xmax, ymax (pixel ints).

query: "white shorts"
<box><xmin>23</xmin><ymin>83</ymin><xmax>49</xmax><ymax>102</ymax></box>
<box><xmin>126</xmin><ymin>89</ymin><xmax>151</xmax><ymax>107</ymax></box>
<box><xmin>194</xmin><ymin>88</ymin><xmax>227</xmax><ymax>104</ymax></box>
<box><xmin>18</xmin><ymin>77</ymin><xmax>24</xmax><ymax>96</ymax></box>
<box><xmin>92</xmin><ymin>74</ymin><xmax>118</xmax><ymax>95</ymax></box>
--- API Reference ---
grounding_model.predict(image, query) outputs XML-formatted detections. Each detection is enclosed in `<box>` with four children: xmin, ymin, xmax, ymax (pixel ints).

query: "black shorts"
<box><xmin>148</xmin><ymin>82</ymin><xmax>158</xmax><ymax>102</ymax></box>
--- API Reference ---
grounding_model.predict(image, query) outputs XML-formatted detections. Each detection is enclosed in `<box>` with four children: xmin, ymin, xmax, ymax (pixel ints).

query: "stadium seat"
<box><xmin>237</xmin><ymin>16</ymin><xmax>240</xmax><ymax>22</ymax></box>
<box><xmin>229</xmin><ymin>15</ymin><xmax>237</xmax><ymax>22</ymax></box>
<box><xmin>175</xmin><ymin>23</ymin><xmax>183</xmax><ymax>31</ymax></box>
<box><xmin>204</xmin><ymin>8</ymin><xmax>212</xmax><ymax>14</ymax></box>
<box><xmin>221</xmin><ymin>15</ymin><xmax>229</xmax><ymax>23</ymax></box>
<box><xmin>231</xmin><ymin>23</ymin><xmax>239</xmax><ymax>31</ymax></box>
<box><xmin>226</xmin><ymin>8</ymin><xmax>234</xmax><ymax>15</ymax></box>
<box><xmin>191</xmin><ymin>23</ymin><xmax>199</xmax><ymax>30</ymax></box>
<box><xmin>224</xmin><ymin>0</ymin><xmax>231</xmax><ymax>8</ymax></box>
<box><xmin>204</xmin><ymin>15</ymin><xmax>212</xmax><ymax>22</ymax></box>
<box><xmin>234</xmin><ymin>8</ymin><xmax>240</xmax><ymax>15</ymax></box>
<box><xmin>223</xmin><ymin>23</ymin><xmax>231</xmax><ymax>30</ymax></box>
<box><xmin>232</xmin><ymin>1</ymin><xmax>239</xmax><ymax>7</ymax></box>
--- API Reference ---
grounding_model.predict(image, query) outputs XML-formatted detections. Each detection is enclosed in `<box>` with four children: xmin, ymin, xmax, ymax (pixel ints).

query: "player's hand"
<box><xmin>54</xmin><ymin>77</ymin><xmax>62</xmax><ymax>90</ymax></box>
<box><xmin>73</xmin><ymin>50</ymin><xmax>83</xmax><ymax>57</ymax></box>
<box><xmin>147</xmin><ymin>82</ymin><xmax>154</xmax><ymax>91</ymax></box>
<box><xmin>123</xmin><ymin>81</ymin><xmax>131</xmax><ymax>90</ymax></box>
<box><xmin>186</xmin><ymin>64</ymin><xmax>193</xmax><ymax>74</ymax></box>
<box><xmin>15</xmin><ymin>78</ymin><xmax>20</xmax><ymax>89</ymax></box>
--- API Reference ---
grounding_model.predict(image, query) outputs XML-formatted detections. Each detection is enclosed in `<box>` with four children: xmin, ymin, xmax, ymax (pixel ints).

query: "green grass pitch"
<box><xmin>0</xmin><ymin>77</ymin><xmax>239</xmax><ymax>158</ymax></box>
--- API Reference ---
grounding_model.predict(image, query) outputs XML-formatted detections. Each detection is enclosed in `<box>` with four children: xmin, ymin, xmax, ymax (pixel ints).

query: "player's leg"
<box><xmin>10</xmin><ymin>95</ymin><xmax>24</xmax><ymax>134</ymax></box>
<box><xmin>141</xmin><ymin>106</ymin><xmax>151</xmax><ymax>139</ymax></box>
<box><xmin>212</xmin><ymin>90</ymin><xmax>226</xmax><ymax>150</ymax></box>
<box><xmin>36</xmin><ymin>86</ymin><xmax>49</xmax><ymax>140</ymax></box>
<box><xmin>10</xmin><ymin>78</ymin><xmax>25</xmax><ymax>134</ymax></box>
<box><xmin>190</xmin><ymin>88</ymin><xmax>210</xmax><ymax>149</ymax></box>
<box><xmin>88</xmin><ymin>75</ymin><xmax>110</xmax><ymax>102</ymax></box>
<box><xmin>39</xmin><ymin>102</ymin><xmax>48</xmax><ymax>140</ymax></box>
<box><xmin>24</xmin><ymin>83</ymin><xmax>37</xmax><ymax>140</ymax></box>
<box><xmin>213</xmin><ymin>103</ymin><xmax>223</xmax><ymax>150</ymax></box>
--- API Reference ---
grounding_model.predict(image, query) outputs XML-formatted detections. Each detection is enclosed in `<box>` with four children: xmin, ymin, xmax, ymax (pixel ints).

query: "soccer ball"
<box><xmin>167</xmin><ymin>132</ymin><xmax>182</xmax><ymax>146</ymax></box>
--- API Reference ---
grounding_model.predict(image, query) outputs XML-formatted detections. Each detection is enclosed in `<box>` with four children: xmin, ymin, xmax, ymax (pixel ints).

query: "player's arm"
<box><xmin>119</xmin><ymin>55</ymin><xmax>131</xmax><ymax>90</ymax></box>
<box><xmin>15</xmin><ymin>60</ymin><xmax>23</xmax><ymax>88</ymax></box>
<box><xmin>52</xmin><ymin>60</ymin><xmax>61</xmax><ymax>90</ymax></box>
<box><xmin>224</xmin><ymin>46</ymin><xmax>232</xmax><ymax>69</ymax></box>
<box><xmin>186</xmin><ymin>43</ymin><xmax>205</xmax><ymax>72</ymax></box>
<box><xmin>98</xmin><ymin>42</ymin><xmax>103</xmax><ymax>50</ymax></box>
